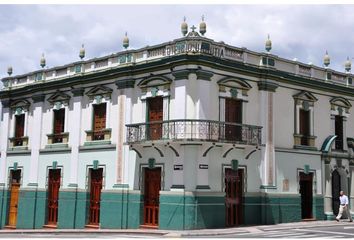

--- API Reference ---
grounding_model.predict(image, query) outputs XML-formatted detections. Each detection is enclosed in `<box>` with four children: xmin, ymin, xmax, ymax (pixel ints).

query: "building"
<box><xmin>0</xmin><ymin>19</ymin><xmax>353</xmax><ymax>230</ymax></box>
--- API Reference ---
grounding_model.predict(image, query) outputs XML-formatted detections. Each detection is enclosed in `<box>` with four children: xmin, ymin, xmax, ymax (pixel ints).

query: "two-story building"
<box><xmin>0</xmin><ymin>19</ymin><xmax>354</xmax><ymax>230</ymax></box>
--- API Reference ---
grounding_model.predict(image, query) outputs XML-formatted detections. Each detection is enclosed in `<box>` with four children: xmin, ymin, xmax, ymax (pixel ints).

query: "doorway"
<box><xmin>47</xmin><ymin>169</ymin><xmax>61</xmax><ymax>226</ymax></box>
<box><xmin>7</xmin><ymin>169</ymin><xmax>21</xmax><ymax>228</ymax></box>
<box><xmin>225</xmin><ymin>168</ymin><xmax>244</xmax><ymax>227</ymax></box>
<box><xmin>332</xmin><ymin>170</ymin><xmax>341</xmax><ymax>216</ymax></box>
<box><xmin>225</xmin><ymin>98</ymin><xmax>242</xmax><ymax>142</ymax></box>
<box><xmin>299</xmin><ymin>172</ymin><xmax>313</xmax><ymax>219</ymax></box>
<box><xmin>147</xmin><ymin>97</ymin><xmax>163</xmax><ymax>140</ymax></box>
<box><xmin>142</xmin><ymin>167</ymin><xmax>161</xmax><ymax>227</ymax></box>
<box><xmin>87</xmin><ymin>168</ymin><xmax>103</xmax><ymax>226</ymax></box>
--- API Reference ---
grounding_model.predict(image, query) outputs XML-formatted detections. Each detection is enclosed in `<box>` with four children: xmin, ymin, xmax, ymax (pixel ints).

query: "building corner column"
<box><xmin>0</xmin><ymin>99</ymin><xmax>10</xmax><ymax>184</ymax></box>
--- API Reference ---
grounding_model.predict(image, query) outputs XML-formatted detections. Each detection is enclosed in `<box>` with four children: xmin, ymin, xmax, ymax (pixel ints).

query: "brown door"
<box><xmin>299</xmin><ymin>172</ymin><xmax>313</xmax><ymax>219</ymax></box>
<box><xmin>88</xmin><ymin>168</ymin><xmax>103</xmax><ymax>225</ymax></box>
<box><xmin>332</xmin><ymin>170</ymin><xmax>341</xmax><ymax>216</ymax></box>
<box><xmin>47</xmin><ymin>169</ymin><xmax>61</xmax><ymax>225</ymax></box>
<box><xmin>335</xmin><ymin>115</ymin><xmax>344</xmax><ymax>150</ymax></box>
<box><xmin>225</xmin><ymin>168</ymin><xmax>243</xmax><ymax>227</ymax></box>
<box><xmin>148</xmin><ymin>97</ymin><xmax>163</xmax><ymax>140</ymax></box>
<box><xmin>143</xmin><ymin>168</ymin><xmax>161</xmax><ymax>227</ymax></box>
<box><xmin>53</xmin><ymin>109</ymin><xmax>65</xmax><ymax>143</ymax></box>
<box><xmin>8</xmin><ymin>170</ymin><xmax>21</xmax><ymax>227</ymax></box>
<box><xmin>225</xmin><ymin>99</ymin><xmax>242</xmax><ymax>141</ymax></box>
<box><xmin>93</xmin><ymin>103</ymin><xmax>106</xmax><ymax>140</ymax></box>
<box><xmin>14</xmin><ymin>114</ymin><xmax>25</xmax><ymax>146</ymax></box>
<box><xmin>299</xmin><ymin>109</ymin><xmax>310</xmax><ymax>145</ymax></box>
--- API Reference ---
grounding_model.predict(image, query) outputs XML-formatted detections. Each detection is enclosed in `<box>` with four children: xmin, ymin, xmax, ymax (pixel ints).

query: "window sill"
<box><xmin>293</xmin><ymin>145</ymin><xmax>318</xmax><ymax>151</ymax></box>
<box><xmin>44</xmin><ymin>143</ymin><xmax>69</xmax><ymax>149</ymax></box>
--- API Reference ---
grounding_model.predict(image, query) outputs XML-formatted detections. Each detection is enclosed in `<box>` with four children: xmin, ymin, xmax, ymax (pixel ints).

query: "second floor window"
<box><xmin>53</xmin><ymin>109</ymin><xmax>65</xmax><ymax>143</ymax></box>
<box><xmin>299</xmin><ymin>109</ymin><xmax>310</xmax><ymax>145</ymax></box>
<box><xmin>225</xmin><ymin>98</ymin><xmax>242</xmax><ymax>141</ymax></box>
<box><xmin>93</xmin><ymin>103</ymin><xmax>106</xmax><ymax>140</ymax></box>
<box><xmin>335</xmin><ymin>115</ymin><xmax>344</xmax><ymax>150</ymax></box>
<box><xmin>147</xmin><ymin>97</ymin><xmax>163</xmax><ymax>140</ymax></box>
<box><xmin>14</xmin><ymin>114</ymin><xmax>25</xmax><ymax>146</ymax></box>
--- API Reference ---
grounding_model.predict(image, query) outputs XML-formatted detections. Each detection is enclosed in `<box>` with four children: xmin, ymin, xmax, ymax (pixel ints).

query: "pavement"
<box><xmin>0</xmin><ymin>220</ymin><xmax>350</xmax><ymax>238</ymax></box>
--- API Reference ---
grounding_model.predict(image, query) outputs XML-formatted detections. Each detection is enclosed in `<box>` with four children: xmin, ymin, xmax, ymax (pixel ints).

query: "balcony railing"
<box><xmin>126</xmin><ymin>119</ymin><xmax>262</xmax><ymax>146</ymax></box>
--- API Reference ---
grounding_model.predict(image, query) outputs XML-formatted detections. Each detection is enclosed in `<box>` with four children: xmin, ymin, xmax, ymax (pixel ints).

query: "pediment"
<box><xmin>293</xmin><ymin>91</ymin><xmax>318</xmax><ymax>102</ymax></box>
<box><xmin>330</xmin><ymin>97</ymin><xmax>352</xmax><ymax>109</ymax></box>
<box><xmin>10</xmin><ymin>99</ymin><xmax>30</xmax><ymax>109</ymax></box>
<box><xmin>217</xmin><ymin>77</ymin><xmax>252</xmax><ymax>90</ymax></box>
<box><xmin>86</xmin><ymin>85</ymin><xmax>113</xmax><ymax>98</ymax></box>
<box><xmin>47</xmin><ymin>91</ymin><xmax>71</xmax><ymax>104</ymax></box>
<box><xmin>138</xmin><ymin>76</ymin><xmax>172</xmax><ymax>88</ymax></box>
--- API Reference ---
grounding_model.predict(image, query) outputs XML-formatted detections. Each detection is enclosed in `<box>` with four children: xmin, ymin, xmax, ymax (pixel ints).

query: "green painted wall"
<box><xmin>0</xmin><ymin>188</ymin><xmax>9</xmax><ymax>228</ymax></box>
<box><xmin>100</xmin><ymin>192</ymin><xmax>142</xmax><ymax>229</ymax></box>
<box><xmin>57</xmin><ymin>190</ymin><xmax>89</xmax><ymax>229</ymax></box>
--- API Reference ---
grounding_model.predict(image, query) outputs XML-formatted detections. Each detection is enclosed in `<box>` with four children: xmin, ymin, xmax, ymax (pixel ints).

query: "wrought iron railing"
<box><xmin>126</xmin><ymin>119</ymin><xmax>262</xmax><ymax>145</ymax></box>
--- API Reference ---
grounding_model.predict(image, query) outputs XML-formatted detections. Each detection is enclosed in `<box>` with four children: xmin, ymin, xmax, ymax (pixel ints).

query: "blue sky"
<box><xmin>0</xmin><ymin>4</ymin><xmax>353</xmax><ymax>78</ymax></box>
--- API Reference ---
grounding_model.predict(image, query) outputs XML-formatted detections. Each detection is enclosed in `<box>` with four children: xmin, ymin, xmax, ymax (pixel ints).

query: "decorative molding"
<box><xmin>293</xmin><ymin>90</ymin><xmax>318</xmax><ymax>102</ymax></box>
<box><xmin>218</xmin><ymin>76</ymin><xmax>252</xmax><ymax>90</ymax></box>
<box><xmin>137</xmin><ymin>75</ymin><xmax>172</xmax><ymax>88</ymax></box>
<box><xmin>115</xmin><ymin>78</ymin><xmax>135</xmax><ymax>89</ymax></box>
<box><xmin>71</xmin><ymin>87</ymin><xmax>85</xmax><ymax>97</ymax></box>
<box><xmin>10</xmin><ymin>99</ymin><xmax>30</xmax><ymax>111</ymax></box>
<box><xmin>172</xmin><ymin>69</ymin><xmax>190</xmax><ymax>80</ymax></box>
<box><xmin>86</xmin><ymin>85</ymin><xmax>113</xmax><ymax>101</ymax></box>
<box><xmin>47</xmin><ymin>90</ymin><xmax>71</xmax><ymax>106</ymax></box>
<box><xmin>1</xmin><ymin>99</ymin><xmax>10</xmax><ymax>108</ymax></box>
<box><xmin>257</xmin><ymin>80</ymin><xmax>279</xmax><ymax>92</ymax></box>
<box><xmin>31</xmin><ymin>94</ymin><xmax>46</xmax><ymax>103</ymax></box>
<box><xmin>196</xmin><ymin>69</ymin><xmax>213</xmax><ymax>81</ymax></box>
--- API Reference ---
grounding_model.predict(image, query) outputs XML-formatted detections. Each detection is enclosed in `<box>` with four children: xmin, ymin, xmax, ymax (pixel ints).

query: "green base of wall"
<box><xmin>0</xmin><ymin>188</ymin><xmax>326</xmax><ymax>230</ymax></box>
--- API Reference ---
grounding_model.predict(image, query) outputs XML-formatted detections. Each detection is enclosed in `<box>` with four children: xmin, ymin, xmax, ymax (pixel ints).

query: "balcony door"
<box><xmin>93</xmin><ymin>103</ymin><xmax>106</xmax><ymax>140</ymax></box>
<box><xmin>88</xmin><ymin>168</ymin><xmax>103</xmax><ymax>226</ymax></box>
<box><xmin>143</xmin><ymin>167</ymin><xmax>161</xmax><ymax>227</ymax></box>
<box><xmin>332</xmin><ymin>170</ymin><xmax>341</xmax><ymax>216</ymax></box>
<box><xmin>335</xmin><ymin>116</ymin><xmax>344</xmax><ymax>150</ymax></box>
<box><xmin>147</xmin><ymin>97</ymin><xmax>163</xmax><ymax>140</ymax></box>
<box><xmin>7</xmin><ymin>170</ymin><xmax>21</xmax><ymax>228</ymax></box>
<box><xmin>47</xmin><ymin>169</ymin><xmax>61</xmax><ymax>226</ymax></box>
<box><xmin>14</xmin><ymin>114</ymin><xmax>25</xmax><ymax>146</ymax></box>
<box><xmin>225</xmin><ymin>98</ymin><xmax>242</xmax><ymax>141</ymax></box>
<box><xmin>299</xmin><ymin>109</ymin><xmax>310</xmax><ymax>145</ymax></box>
<box><xmin>53</xmin><ymin>109</ymin><xmax>65</xmax><ymax>143</ymax></box>
<box><xmin>225</xmin><ymin>168</ymin><xmax>244</xmax><ymax>227</ymax></box>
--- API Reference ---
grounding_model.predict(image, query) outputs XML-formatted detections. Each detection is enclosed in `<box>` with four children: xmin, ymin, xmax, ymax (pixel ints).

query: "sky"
<box><xmin>0</xmin><ymin>4</ymin><xmax>354</xmax><ymax>78</ymax></box>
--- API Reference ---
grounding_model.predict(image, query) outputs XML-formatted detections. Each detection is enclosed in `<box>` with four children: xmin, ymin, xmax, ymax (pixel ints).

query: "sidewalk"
<box><xmin>0</xmin><ymin>220</ymin><xmax>350</xmax><ymax>237</ymax></box>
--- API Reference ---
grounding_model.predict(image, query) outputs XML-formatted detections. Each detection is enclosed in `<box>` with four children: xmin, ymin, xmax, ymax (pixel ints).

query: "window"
<box><xmin>53</xmin><ymin>109</ymin><xmax>65</xmax><ymax>143</ymax></box>
<box><xmin>335</xmin><ymin>115</ymin><xmax>344</xmax><ymax>150</ymax></box>
<box><xmin>93</xmin><ymin>103</ymin><xmax>106</xmax><ymax>140</ymax></box>
<box><xmin>14</xmin><ymin>114</ymin><xmax>25</xmax><ymax>146</ymax></box>
<box><xmin>299</xmin><ymin>109</ymin><xmax>310</xmax><ymax>145</ymax></box>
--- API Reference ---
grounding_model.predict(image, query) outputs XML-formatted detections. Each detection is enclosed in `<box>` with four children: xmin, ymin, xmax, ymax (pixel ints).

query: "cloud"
<box><xmin>0</xmin><ymin>5</ymin><xmax>353</xmax><ymax>79</ymax></box>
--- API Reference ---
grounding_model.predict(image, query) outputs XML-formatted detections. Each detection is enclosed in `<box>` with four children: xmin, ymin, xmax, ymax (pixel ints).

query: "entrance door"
<box><xmin>299</xmin><ymin>172</ymin><xmax>313</xmax><ymax>219</ymax></box>
<box><xmin>148</xmin><ymin>97</ymin><xmax>163</xmax><ymax>140</ymax></box>
<box><xmin>225</xmin><ymin>99</ymin><xmax>242</xmax><ymax>142</ymax></box>
<box><xmin>225</xmin><ymin>168</ymin><xmax>244</xmax><ymax>227</ymax></box>
<box><xmin>47</xmin><ymin>169</ymin><xmax>61</xmax><ymax>225</ymax></box>
<box><xmin>143</xmin><ymin>168</ymin><xmax>161</xmax><ymax>227</ymax></box>
<box><xmin>8</xmin><ymin>170</ymin><xmax>21</xmax><ymax>228</ymax></box>
<box><xmin>88</xmin><ymin>168</ymin><xmax>103</xmax><ymax>226</ymax></box>
<box><xmin>332</xmin><ymin>170</ymin><xmax>341</xmax><ymax>216</ymax></box>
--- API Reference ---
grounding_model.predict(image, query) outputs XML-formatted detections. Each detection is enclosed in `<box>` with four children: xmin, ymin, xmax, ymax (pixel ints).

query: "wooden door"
<box><xmin>299</xmin><ymin>172</ymin><xmax>313</xmax><ymax>219</ymax></box>
<box><xmin>225</xmin><ymin>99</ymin><xmax>242</xmax><ymax>141</ymax></box>
<box><xmin>148</xmin><ymin>97</ymin><xmax>163</xmax><ymax>140</ymax></box>
<box><xmin>93</xmin><ymin>103</ymin><xmax>106</xmax><ymax>140</ymax></box>
<box><xmin>143</xmin><ymin>168</ymin><xmax>161</xmax><ymax>227</ymax></box>
<box><xmin>53</xmin><ymin>109</ymin><xmax>65</xmax><ymax>143</ymax></box>
<box><xmin>225</xmin><ymin>168</ymin><xmax>244</xmax><ymax>227</ymax></box>
<box><xmin>47</xmin><ymin>169</ymin><xmax>61</xmax><ymax>225</ymax></box>
<box><xmin>8</xmin><ymin>170</ymin><xmax>21</xmax><ymax>227</ymax></box>
<box><xmin>88</xmin><ymin>168</ymin><xmax>103</xmax><ymax>225</ymax></box>
<box><xmin>332</xmin><ymin>170</ymin><xmax>341</xmax><ymax>216</ymax></box>
<box><xmin>14</xmin><ymin>114</ymin><xmax>25</xmax><ymax>146</ymax></box>
<box><xmin>299</xmin><ymin>109</ymin><xmax>310</xmax><ymax>145</ymax></box>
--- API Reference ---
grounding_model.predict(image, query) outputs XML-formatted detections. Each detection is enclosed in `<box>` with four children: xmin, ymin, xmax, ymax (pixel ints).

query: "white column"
<box><xmin>343</xmin><ymin>117</ymin><xmax>347</xmax><ymax>151</ymax></box>
<box><xmin>29</xmin><ymin>94</ymin><xmax>45</xmax><ymax>185</ymax></box>
<box><xmin>259</xmin><ymin>88</ymin><xmax>276</xmax><ymax>188</ymax></box>
<box><xmin>219</xmin><ymin>98</ymin><xmax>225</xmax><ymax>122</ymax></box>
<box><xmin>69</xmin><ymin>88</ymin><xmax>84</xmax><ymax>187</ymax></box>
<box><xmin>174</xmin><ymin>80</ymin><xmax>187</xmax><ymax>119</ymax></box>
<box><xmin>196</xmin><ymin>146</ymin><xmax>210</xmax><ymax>190</ymax></box>
<box><xmin>324</xmin><ymin>158</ymin><xmax>333</xmax><ymax>216</ymax></box>
<box><xmin>171</xmin><ymin>145</ymin><xmax>184</xmax><ymax>190</ymax></box>
<box><xmin>0</xmin><ymin>100</ymin><xmax>10</xmax><ymax>184</ymax></box>
<box><xmin>163</xmin><ymin>97</ymin><xmax>169</xmax><ymax>121</ymax></box>
<box><xmin>106</xmin><ymin>100</ymin><xmax>111</xmax><ymax>129</ymax></box>
<box><xmin>197</xmin><ymin>79</ymin><xmax>210</xmax><ymax>120</ymax></box>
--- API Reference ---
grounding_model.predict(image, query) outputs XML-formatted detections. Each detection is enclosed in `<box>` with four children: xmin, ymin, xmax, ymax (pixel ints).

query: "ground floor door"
<box><xmin>299</xmin><ymin>172</ymin><xmax>313</xmax><ymax>219</ymax></box>
<box><xmin>143</xmin><ymin>167</ymin><xmax>161</xmax><ymax>227</ymax></box>
<box><xmin>332</xmin><ymin>170</ymin><xmax>341</xmax><ymax>216</ymax></box>
<box><xmin>225</xmin><ymin>168</ymin><xmax>244</xmax><ymax>227</ymax></box>
<box><xmin>7</xmin><ymin>170</ymin><xmax>21</xmax><ymax>228</ymax></box>
<box><xmin>88</xmin><ymin>168</ymin><xmax>103</xmax><ymax>226</ymax></box>
<box><xmin>47</xmin><ymin>169</ymin><xmax>61</xmax><ymax>225</ymax></box>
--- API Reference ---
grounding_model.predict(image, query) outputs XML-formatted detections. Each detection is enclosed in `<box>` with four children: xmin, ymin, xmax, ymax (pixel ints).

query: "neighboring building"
<box><xmin>0</xmin><ymin>19</ymin><xmax>354</xmax><ymax>230</ymax></box>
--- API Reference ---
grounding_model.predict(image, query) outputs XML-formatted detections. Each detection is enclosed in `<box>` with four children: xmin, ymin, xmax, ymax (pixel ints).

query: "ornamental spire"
<box><xmin>181</xmin><ymin>16</ymin><xmax>188</xmax><ymax>36</ymax></box>
<box><xmin>79</xmin><ymin>44</ymin><xmax>85</xmax><ymax>59</ymax></box>
<box><xmin>265</xmin><ymin>34</ymin><xmax>272</xmax><ymax>52</ymax></box>
<box><xmin>323</xmin><ymin>50</ymin><xmax>330</xmax><ymax>67</ymax></box>
<box><xmin>40</xmin><ymin>53</ymin><xmax>46</xmax><ymax>68</ymax></box>
<box><xmin>7</xmin><ymin>66</ymin><xmax>12</xmax><ymax>76</ymax></box>
<box><xmin>199</xmin><ymin>15</ymin><xmax>206</xmax><ymax>36</ymax></box>
<box><xmin>123</xmin><ymin>32</ymin><xmax>129</xmax><ymax>49</ymax></box>
<box><xmin>345</xmin><ymin>56</ymin><xmax>351</xmax><ymax>72</ymax></box>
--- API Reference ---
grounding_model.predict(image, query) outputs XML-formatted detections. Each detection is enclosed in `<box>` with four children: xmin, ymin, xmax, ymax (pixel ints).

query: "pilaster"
<box><xmin>0</xmin><ymin>100</ymin><xmax>10</xmax><ymax>184</ymax></box>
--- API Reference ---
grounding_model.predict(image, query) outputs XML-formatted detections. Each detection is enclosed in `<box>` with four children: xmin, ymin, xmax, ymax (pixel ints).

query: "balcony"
<box><xmin>126</xmin><ymin>119</ymin><xmax>262</xmax><ymax>146</ymax></box>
